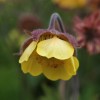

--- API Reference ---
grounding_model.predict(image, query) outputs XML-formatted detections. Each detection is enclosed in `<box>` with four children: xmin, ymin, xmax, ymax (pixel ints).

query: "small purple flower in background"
<box><xmin>74</xmin><ymin>10</ymin><xmax>100</xmax><ymax>54</ymax></box>
<box><xmin>18</xmin><ymin>13</ymin><xmax>42</xmax><ymax>32</ymax></box>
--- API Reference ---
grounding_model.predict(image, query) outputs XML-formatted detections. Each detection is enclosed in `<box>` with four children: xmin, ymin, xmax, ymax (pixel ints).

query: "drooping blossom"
<box><xmin>19</xmin><ymin>13</ymin><xmax>79</xmax><ymax>81</ymax></box>
<box><xmin>74</xmin><ymin>11</ymin><xmax>100</xmax><ymax>54</ymax></box>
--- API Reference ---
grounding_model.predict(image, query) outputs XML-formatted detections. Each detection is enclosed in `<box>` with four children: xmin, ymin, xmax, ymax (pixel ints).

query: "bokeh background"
<box><xmin>0</xmin><ymin>0</ymin><xmax>100</xmax><ymax>100</ymax></box>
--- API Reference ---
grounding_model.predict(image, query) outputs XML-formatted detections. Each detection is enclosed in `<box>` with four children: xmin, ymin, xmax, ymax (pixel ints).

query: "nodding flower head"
<box><xmin>19</xmin><ymin>13</ymin><xmax>79</xmax><ymax>81</ymax></box>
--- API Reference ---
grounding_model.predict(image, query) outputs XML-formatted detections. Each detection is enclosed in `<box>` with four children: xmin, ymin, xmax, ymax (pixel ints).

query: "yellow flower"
<box><xmin>18</xmin><ymin>13</ymin><xmax>79</xmax><ymax>81</ymax></box>
<box><xmin>53</xmin><ymin>0</ymin><xmax>87</xmax><ymax>9</ymax></box>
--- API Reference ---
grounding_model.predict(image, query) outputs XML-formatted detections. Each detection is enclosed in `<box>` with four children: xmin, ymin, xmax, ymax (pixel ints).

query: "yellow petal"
<box><xmin>21</xmin><ymin>52</ymin><xmax>42</xmax><ymax>76</ymax></box>
<box><xmin>37</xmin><ymin>36</ymin><xmax>74</xmax><ymax>60</ymax></box>
<box><xmin>19</xmin><ymin>41</ymin><xmax>37</xmax><ymax>63</ymax></box>
<box><xmin>42</xmin><ymin>58</ymin><xmax>73</xmax><ymax>81</ymax></box>
<box><xmin>64</xmin><ymin>56</ymin><xmax>79</xmax><ymax>75</ymax></box>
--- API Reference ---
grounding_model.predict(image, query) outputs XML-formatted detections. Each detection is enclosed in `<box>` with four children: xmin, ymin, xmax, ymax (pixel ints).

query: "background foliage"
<box><xmin>0</xmin><ymin>0</ymin><xmax>100</xmax><ymax>100</ymax></box>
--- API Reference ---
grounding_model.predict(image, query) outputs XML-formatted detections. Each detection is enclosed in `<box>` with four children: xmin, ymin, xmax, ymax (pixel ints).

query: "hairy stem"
<box><xmin>59</xmin><ymin>75</ymin><xmax>79</xmax><ymax>100</ymax></box>
<box><xmin>48</xmin><ymin>13</ymin><xmax>66</xmax><ymax>33</ymax></box>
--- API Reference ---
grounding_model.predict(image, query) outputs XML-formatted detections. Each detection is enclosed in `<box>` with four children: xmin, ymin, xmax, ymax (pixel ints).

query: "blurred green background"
<box><xmin>0</xmin><ymin>0</ymin><xmax>100</xmax><ymax>100</ymax></box>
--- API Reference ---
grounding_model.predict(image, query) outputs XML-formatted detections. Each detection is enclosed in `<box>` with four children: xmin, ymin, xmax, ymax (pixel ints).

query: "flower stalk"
<box><xmin>48</xmin><ymin>13</ymin><xmax>66</xmax><ymax>33</ymax></box>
